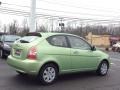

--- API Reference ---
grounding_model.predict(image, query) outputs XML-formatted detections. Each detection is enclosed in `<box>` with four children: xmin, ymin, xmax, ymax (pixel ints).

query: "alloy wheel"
<box><xmin>100</xmin><ymin>62</ymin><xmax>108</xmax><ymax>75</ymax></box>
<box><xmin>43</xmin><ymin>67</ymin><xmax>56</xmax><ymax>83</ymax></box>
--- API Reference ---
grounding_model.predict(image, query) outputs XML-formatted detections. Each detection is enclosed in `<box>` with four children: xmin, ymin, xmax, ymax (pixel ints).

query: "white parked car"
<box><xmin>112</xmin><ymin>42</ymin><xmax>120</xmax><ymax>52</ymax></box>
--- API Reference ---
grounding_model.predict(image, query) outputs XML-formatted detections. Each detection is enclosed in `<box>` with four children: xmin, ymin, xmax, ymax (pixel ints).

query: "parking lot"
<box><xmin>0</xmin><ymin>51</ymin><xmax>120</xmax><ymax>90</ymax></box>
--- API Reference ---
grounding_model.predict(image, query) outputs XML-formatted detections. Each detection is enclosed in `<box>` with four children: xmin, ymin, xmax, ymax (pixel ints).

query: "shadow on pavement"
<box><xmin>10</xmin><ymin>71</ymin><xmax>103</xmax><ymax>86</ymax></box>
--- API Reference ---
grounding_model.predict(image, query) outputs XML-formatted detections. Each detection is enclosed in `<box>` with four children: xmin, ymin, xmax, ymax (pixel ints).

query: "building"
<box><xmin>86</xmin><ymin>32</ymin><xmax>110</xmax><ymax>47</ymax></box>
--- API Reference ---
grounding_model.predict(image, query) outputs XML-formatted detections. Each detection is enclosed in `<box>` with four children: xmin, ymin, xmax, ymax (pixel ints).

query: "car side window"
<box><xmin>47</xmin><ymin>35</ymin><xmax>68</xmax><ymax>47</ymax></box>
<box><xmin>68</xmin><ymin>36</ymin><xmax>91</xmax><ymax>50</ymax></box>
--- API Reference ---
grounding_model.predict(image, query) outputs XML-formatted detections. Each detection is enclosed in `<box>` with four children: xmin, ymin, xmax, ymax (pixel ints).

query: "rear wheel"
<box><xmin>38</xmin><ymin>63</ymin><xmax>58</xmax><ymax>85</ymax></box>
<box><xmin>97</xmin><ymin>61</ymin><xmax>109</xmax><ymax>76</ymax></box>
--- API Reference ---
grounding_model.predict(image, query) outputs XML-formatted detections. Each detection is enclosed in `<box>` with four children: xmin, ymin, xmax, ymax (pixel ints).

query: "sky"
<box><xmin>0</xmin><ymin>0</ymin><xmax>120</xmax><ymax>26</ymax></box>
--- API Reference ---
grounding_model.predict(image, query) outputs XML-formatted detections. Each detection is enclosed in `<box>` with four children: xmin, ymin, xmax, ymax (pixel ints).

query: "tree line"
<box><xmin>2</xmin><ymin>20</ymin><xmax>120</xmax><ymax>37</ymax></box>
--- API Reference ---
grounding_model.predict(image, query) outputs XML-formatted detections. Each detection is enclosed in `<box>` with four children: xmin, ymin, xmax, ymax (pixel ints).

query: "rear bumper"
<box><xmin>7</xmin><ymin>55</ymin><xmax>42</xmax><ymax>75</ymax></box>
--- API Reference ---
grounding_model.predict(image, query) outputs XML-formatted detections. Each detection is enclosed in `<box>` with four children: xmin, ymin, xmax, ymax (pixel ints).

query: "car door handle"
<box><xmin>73</xmin><ymin>51</ymin><xmax>79</xmax><ymax>54</ymax></box>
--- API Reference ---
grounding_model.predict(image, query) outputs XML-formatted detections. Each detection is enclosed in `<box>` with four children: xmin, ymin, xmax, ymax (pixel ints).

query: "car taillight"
<box><xmin>27</xmin><ymin>46</ymin><xmax>37</xmax><ymax>60</ymax></box>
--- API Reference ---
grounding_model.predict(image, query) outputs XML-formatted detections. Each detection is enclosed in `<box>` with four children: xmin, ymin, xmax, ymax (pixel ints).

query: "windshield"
<box><xmin>17</xmin><ymin>36</ymin><xmax>39</xmax><ymax>43</ymax></box>
<box><xmin>4</xmin><ymin>35</ymin><xmax>20</xmax><ymax>42</ymax></box>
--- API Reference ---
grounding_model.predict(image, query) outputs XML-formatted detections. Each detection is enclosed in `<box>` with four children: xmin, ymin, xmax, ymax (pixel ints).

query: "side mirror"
<box><xmin>91</xmin><ymin>46</ymin><xmax>96</xmax><ymax>51</ymax></box>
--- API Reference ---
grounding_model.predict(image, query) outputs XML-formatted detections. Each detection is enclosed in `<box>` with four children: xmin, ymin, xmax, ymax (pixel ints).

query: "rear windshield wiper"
<box><xmin>20</xmin><ymin>40</ymin><xmax>29</xmax><ymax>43</ymax></box>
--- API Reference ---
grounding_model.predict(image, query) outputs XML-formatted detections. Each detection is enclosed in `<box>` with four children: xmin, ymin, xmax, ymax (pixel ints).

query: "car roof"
<box><xmin>39</xmin><ymin>32</ymin><xmax>79</xmax><ymax>38</ymax></box>
<box><xmin>0</xmin><ymin>32</ymin><xmax>7</xmax><ymax>35</ymax></box>
<box><xmin>26</xmin><ymin>32</ymin><xmax>82</xmax><ymax>39</ymax></box>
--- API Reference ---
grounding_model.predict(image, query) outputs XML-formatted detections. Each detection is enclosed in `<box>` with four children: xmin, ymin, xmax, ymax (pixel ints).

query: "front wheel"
<box><xmin>96</xmin><ymin>61</ymin><xmax>109</xmax><ymax>76</ymax></box>
<box><xmin>38</xmin><ymin>63</ymin><xmax>58</xmax><ymax>85</ymax></box>
<box><xmin>0</xmin><ymin>49</ymin><xmax>4</xmax><ymax>58</ymax></box>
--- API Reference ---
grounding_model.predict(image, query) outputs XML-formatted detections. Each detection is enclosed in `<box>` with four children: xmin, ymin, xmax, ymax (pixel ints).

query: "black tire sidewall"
<box><xmin>97</xmin><ymin>61</ymin><xmax>109</xmax><ymax>76</ymax></box>
<box><xmin>38</xmin><ymin>63</ymin><xmax>58</xmax><ymax>85</ymax></box>
<box><xmin>0</xmin><ymin>49</ymin><xmax>4</xmax><ymax>58</ymax></box>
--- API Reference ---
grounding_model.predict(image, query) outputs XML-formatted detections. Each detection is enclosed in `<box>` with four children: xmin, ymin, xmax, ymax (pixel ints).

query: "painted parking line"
<box><xmin>111</xmin><ymin>63</ymin><xmax>115</xmax><ymax>65</ymax></box>
<box><xmin>109</xmin><ymin>69</ymin><xmax>116</xmax><ymax>72</ymax></box>
<box><xmin>110</xmin><ymin>58</ymin><xmax>120</xmax><ymax>61</ymax></box>
<box><xmin>110</xmin><ymin>63</ymin><xmax>116</xmax><ymax>67</ymax></box>
<box><xmin>109</xmin><ymin>62</ymin><xmax>120</xmax><ymax>72</ymax></box>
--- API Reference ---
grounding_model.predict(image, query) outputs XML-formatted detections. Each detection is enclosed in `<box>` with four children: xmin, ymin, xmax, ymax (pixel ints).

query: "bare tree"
<box><xmin>8</xmin><ymin>20</ymin><xmax>18</xmax><ymax>35</ymax></box>
<box><xmin>20</xmin><ymin>19</ymin><xmax>29</xmax><ymax>36</ymax></box>
<box><xmin>36</xmin><ymin>25</ymin><xmax>47</xmax><ymax>32</ymax></box>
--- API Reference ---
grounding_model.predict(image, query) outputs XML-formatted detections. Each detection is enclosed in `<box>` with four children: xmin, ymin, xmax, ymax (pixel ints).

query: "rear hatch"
<box><xmin>11</xmin><ymin>36</ymin><xmax>42</xmax><ymax>60</ymax></box>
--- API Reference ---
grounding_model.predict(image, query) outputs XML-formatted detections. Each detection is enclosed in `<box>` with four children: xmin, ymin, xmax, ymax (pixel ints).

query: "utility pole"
<box><xmin>0</xmin><ymin>1</ymin><xmax>1</xmax><ymax>5</ymax></box>
<box><xmin>29</xmin><ymin>0</ymin><xmax>36</xmax><ymax>32</ymax></box>
<box><xmin>51</xmin><ymin>17</ymin><xmax>54</xmax><ymax>32</ymax></box>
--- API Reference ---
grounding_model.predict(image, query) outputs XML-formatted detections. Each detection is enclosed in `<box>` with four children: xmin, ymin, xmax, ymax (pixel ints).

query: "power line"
<box><xmin>0</xmin><ymin>7</ymin><xmax>61</xmax><ymax>19</ymax></box>
<box><xmin>0</xmin><ymin>10</ymin><xmax>28</xmax><ymax>17</ymax></box>
<box><xmin>0</xmin><ymin>6</ymin><xmax>99</xmax><ymax>20</ymax></box>
<box><xmin>0</xmin><ymin>7</ymin><xmax>61</xmax><ymax>20</ymax></box>
<box><xmin>2</xmin><ymin>2</ymin><xmax>30</xmax><ymax>8</ymax></box>
<box><xmin>3</xmin><ymin>1</ymin><xmax>120</xmax><ymax>14</ymax></box>
<box><xmin>2</xmin><ymin>2</ymin><xmax>120</xmax><ymax>18</ymax></box>
<box><xmin>0</xmin><ymin>8</ymin><xmax>29</xmax><ymax>16</ymax></box>
<box><xmin>1</xmin><ymin>10</ymin><xmax>120</xmax><ymax>25</ymax></box>
<box><xmin>1</xmin><ymin>7</ymin><xmax>120</xmax><ymax>24</ymax></box>
<box><xmin>0</xmin><ymin>8</ymin><xmax>29</xmax><ymax>17</ymax></box>
<box><xmin>39</xmin><ymin>0</ymin><xmax>120</xmax><ymax>13</ymax></box>
<box><xmin>36</xmin><ymin>8</ymin><xmax>118</xmax><ymax>18</ymax></box>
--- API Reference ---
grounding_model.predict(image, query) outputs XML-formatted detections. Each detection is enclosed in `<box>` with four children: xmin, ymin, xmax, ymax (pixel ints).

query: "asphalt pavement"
<box><xmin>0</xmin><ymin>52</ymin><xmax>120</xmax><ymax>90</ymax></box>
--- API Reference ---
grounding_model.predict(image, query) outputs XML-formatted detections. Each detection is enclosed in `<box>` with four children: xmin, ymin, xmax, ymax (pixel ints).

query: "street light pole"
<box><xmin>29</xmin><ymin>0</ymin><xmax>36</xmax><ymax>32</ymax></box>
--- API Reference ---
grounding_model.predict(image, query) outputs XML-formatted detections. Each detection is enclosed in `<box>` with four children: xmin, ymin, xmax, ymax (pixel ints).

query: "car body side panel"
<box><xmin>70</xmin><ymin>49</ymin><xmax>100</xmax><ymax>70</ymax></box>
<box><xmin>36</xmin><ymin>40</ymin><xmax>109</xmax><ymax>74</ymax></box>
<box><xmin>36</xmin><ymin>40</ymin><xmax>71</xmax><ymax>73</ymax></box>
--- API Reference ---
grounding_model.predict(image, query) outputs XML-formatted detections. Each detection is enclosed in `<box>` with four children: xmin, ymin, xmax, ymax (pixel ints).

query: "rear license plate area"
<box><xmin>15</xmin><ymin>49</ymin><xmax>21</xmax><ymax>56</ymax></box>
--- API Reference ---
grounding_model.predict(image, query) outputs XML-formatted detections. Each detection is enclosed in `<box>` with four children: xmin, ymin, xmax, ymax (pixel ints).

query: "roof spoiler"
<box><xmin>26</xmin><ymin>32</ymin><xmax>42</xmax><ymax>37</ymax></box>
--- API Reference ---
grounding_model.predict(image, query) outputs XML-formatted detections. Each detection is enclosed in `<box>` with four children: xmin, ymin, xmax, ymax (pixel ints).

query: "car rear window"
<box><xmin>17</xmin><ymin>36</ymin><xmax>39</xmax><ymax>43</ymax></box>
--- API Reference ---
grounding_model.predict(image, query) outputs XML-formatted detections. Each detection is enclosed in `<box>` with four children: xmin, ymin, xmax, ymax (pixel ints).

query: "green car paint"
<box><xmin>7</xmin><ymin>33</ymin><xmax>110</xmax><ymax>76</ymax></box>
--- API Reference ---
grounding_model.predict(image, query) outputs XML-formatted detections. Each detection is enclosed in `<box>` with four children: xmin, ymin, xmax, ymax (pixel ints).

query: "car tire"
<box><xmin>38</xmin><ymin>63</ymin><xmax>58</xmax><ymax>85</ymax></box>
<box><xmin>96</xmin><ymin>61</ymin><xmax>109</xmax><ymax>76</ymax></box>
<box><xmin>116</xmin><ymin>47</ymin><xmax>119</xmax><ymax>52</ymax></box>
<box><xmin>118</xmin><ymin>48</ymin><xmax>120</xmax><ymax>52</ymax></box>
<box><xmin>0</xmin><ymin>49</ymin><xmax>4</xmax><ymax>58</ymax></box>
<box><xmin>112</xmin><ymin>47</ymin><xmax>116</xmax><ymax>52</ymax></box>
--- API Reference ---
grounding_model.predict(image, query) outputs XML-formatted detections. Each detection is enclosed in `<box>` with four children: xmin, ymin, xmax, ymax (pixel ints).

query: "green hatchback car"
<box><xmin>7</xmin><ymin>33</ymin><xmax>110</xmax><ymax>85</ymax></box>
